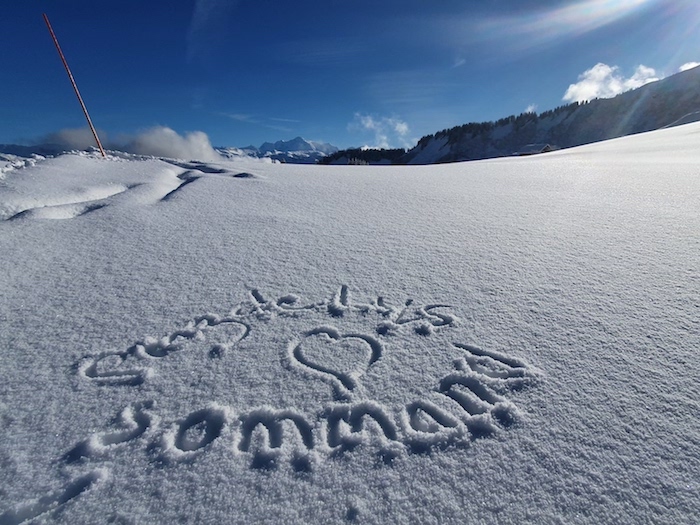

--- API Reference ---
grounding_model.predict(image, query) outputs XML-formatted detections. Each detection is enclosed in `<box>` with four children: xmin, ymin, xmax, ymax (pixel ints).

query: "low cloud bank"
<box><xmin>563</xmin><ymin>63</ymin><xmax>659</xmax><ymax>103</ymax></box>
<box><xmin>41</xmin><ymin>126</ymin><xmax>221</xmax><ymax>161</ymax></box>
<box><xmin>44</xmin><ymin>127</ymin><xmax>103</xmax><ymax>151</ymax></box>
<box><xmin>123</xmin><ymin>127</ymin><xmax>220</xmax><ymax>161</ymax></box>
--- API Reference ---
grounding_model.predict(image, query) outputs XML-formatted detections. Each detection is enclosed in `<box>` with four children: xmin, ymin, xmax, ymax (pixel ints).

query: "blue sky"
<box><xmin>1</xmin><ymin>0</ymin><xmax>699</xmax><ymax>149</ymax></box>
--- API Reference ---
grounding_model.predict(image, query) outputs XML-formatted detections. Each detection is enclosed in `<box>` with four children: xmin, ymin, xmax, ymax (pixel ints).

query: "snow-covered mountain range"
<box><xmin>217</xmin><ymin>136</ymin><xmax>338</xmax><ymax>164</ymax></box>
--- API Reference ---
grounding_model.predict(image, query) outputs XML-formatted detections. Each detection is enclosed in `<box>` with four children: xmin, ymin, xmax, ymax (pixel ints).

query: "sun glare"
<box><xmin>478</xmin><ymin>0</ymin><xmax>659</xmax><ymax>47</ymax></box>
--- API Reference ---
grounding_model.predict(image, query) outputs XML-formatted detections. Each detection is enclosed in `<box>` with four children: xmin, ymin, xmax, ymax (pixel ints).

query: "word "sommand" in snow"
<box><xmin>68</xmin><ymin>341</ymin><xmax>537</xmax><ymax>471</ymax></box>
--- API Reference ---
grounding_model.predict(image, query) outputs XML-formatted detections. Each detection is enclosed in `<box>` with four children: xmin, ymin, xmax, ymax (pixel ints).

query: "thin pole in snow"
<box><xmin>43</xmin><ymin>13</ymin><xmax>106</xmax><ymax>158</ymax></box>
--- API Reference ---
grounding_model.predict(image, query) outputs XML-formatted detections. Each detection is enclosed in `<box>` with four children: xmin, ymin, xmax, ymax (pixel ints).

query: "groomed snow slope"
<box><xmin>0</xmin><ymin>124</ymin><xmax>698</xmax><ymax>524</ymax></box>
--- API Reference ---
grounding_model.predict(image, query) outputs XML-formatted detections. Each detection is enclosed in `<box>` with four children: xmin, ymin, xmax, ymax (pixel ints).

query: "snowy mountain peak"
<box><xmin>259</xmin><ymin>137</ymin><xmax>308</xmax><ymax>154</ymax></box>
<box><xmin>259</xmin><ymin>136</ymin><xmax>337</xmax><ymax>155</ymax></box>
<box><xmin>218</xmin><ymin>136</ymin><xmax>339</xmax><ymax>164</ymax></box>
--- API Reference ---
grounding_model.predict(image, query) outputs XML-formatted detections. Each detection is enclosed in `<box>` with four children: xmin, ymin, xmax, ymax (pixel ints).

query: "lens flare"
<box><xmin>656</xmin><ymin>0</ymin><xmax>700</xmax><ymax>73</ymax></box>
<box><xmin>477</xmin><ymin>0</ymin><xmax>659</xmax><ymax>48</ymax></box>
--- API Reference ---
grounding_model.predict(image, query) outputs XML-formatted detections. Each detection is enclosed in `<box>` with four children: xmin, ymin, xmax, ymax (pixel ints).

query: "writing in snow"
<box><xmin>71</xmin><ymin>286</ymin><xmax>537</xmax><ymax>469</ymax></box>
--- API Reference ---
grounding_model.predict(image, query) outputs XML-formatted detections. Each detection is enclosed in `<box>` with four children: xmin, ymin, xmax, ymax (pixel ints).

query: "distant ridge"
<box><xmin>0</xmin><ymin>143</ymin><xmax>68</xmax><ymax>157</ymax></box>
<box><xmin>327</xmin><ymin>65</ymin><xmax>700</xmax><ymax>165</ymax></box>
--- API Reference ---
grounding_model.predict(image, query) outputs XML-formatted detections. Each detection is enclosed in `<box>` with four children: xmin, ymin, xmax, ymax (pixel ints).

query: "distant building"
<box><xmin>515</xmin><ymin>143</ymin><xmax>553</xmax><ymax>156</ymax></box>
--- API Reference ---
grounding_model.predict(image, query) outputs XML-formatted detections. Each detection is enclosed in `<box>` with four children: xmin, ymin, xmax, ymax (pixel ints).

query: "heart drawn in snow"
<box><xmin>288</xmin><ymin>326</ymin><xmax>383</xmax><ymax>400</ymax></box>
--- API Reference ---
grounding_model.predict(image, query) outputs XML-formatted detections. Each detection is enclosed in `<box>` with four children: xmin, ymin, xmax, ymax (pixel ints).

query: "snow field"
<box><xmin>0</xmin><ymin>124</ymin><xmax>698</xmax><ymax>524</ymax></box>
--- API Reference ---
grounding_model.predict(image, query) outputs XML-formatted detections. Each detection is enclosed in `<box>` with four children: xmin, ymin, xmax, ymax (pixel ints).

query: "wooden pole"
<box><xmin>43</xmin><ymin>13</ymin><xmax>106</xmax><ymax>158</ymax></box>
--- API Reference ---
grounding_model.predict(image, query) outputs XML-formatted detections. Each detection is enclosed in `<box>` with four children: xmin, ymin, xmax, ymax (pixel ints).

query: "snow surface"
<box><xmin>0</xmin><ymin>124</ymin><xmax>698</xmax><ymax>524</ymax></box>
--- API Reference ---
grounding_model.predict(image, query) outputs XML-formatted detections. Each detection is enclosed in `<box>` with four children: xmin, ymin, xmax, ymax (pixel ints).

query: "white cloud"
<box><xmin>679</xmin><ymin>62</ymin><xmax>700</xmax><ymax>72</ymax></box>
<box><xmin>221</xmin><ymin>113</ymin><xmax>295</xmax><ymax>134</ymax></box>
<box><xmin>563</xmin><ymin>63</ymin><xmax>660</xmax><ymax>103</ymax></box>
<box><xmin>349</xmin><ymin>114</ymin><xmax>411</xmax><ymax>149</ymax></box>
<box><xmin>223</xmin><ymin>113</ymin><xmax>257</xmax><ymax>124</ymax></box>
<box><xmin>269</xmin><ymin>117</ymin><xmax>302</xmax><ymax>124</ymax></box>
<box><xmin>393</xmin><ymin>121</ymin><xmax>410</xmax><ymax>137</ymax></box>
<box><xmin>525</xmin><ymin>104</ymin><xmax>537</xmax><ymax>114</ymax></box>
<box><xmin>124</xmin><ymin>127</ymin><xmax>220</xmax><ymax>161</ymax></box>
